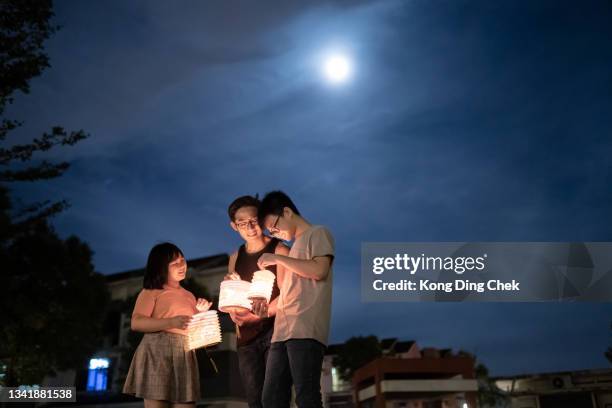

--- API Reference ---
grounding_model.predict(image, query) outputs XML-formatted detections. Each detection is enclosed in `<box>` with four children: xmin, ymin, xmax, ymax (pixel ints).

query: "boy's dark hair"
<box><xmin>143</xmin><ymin>242</ymin><xmax>184</xmax><ymax>289</ymax></box>
<box><xmin>258</xmin><ymin>191</ymin><xmax>300</xmax><ymax>227</ymax></box>
<box><xmin>228</xmin><ymin>195</ymin><xmax>260</xmax><ymax>221</ymax></box>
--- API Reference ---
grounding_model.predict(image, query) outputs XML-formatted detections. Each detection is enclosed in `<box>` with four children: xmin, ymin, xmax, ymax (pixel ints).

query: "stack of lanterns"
<box><xmin>248</xmin><ymin>270</ymin><xmax>276</xmax><ymax>302</ymax></box>
<box><xmin>184</xmin><ymin>310</ymin><xmax>222</xmax><ymax>351</ymax></box>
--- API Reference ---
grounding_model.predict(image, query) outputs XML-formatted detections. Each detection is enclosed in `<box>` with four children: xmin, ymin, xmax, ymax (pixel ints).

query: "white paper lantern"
<box><xmin>185</xmin><ymin>310</ymin><xmax>222</xmax><ymax>351</ymax></box>
<box><xmin>248</xmin><ymin>270</ymin><xmax>276</xmax><ymax>302</ymax></box>
<box><xmin>218</xmin><ymin>280</ymin><xmax>252</xmax><ymax>313</ymax></box>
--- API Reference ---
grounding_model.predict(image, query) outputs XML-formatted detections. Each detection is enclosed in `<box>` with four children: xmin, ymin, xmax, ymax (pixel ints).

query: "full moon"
<box><xmin>323</xmin><ymin>54</ymin><xmax>352</xmax><ymax>84</ymax></box>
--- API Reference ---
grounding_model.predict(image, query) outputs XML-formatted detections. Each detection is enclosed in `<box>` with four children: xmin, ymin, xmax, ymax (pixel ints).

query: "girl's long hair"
<box><xmin>143</xmin><ymin>242</ymin><xmax>184</xmax><ymax>289</ymax></box>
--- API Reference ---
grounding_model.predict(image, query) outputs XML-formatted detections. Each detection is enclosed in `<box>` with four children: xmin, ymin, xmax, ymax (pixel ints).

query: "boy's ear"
<box><xmin>230</xmin><ymin>221</ymin><xmax>238</xmax><ymax>232</ymax></box>
<box><xmin>284</xmin><ymin>206</ymin><xmax>293</xmax><ymax>218</ymax></box>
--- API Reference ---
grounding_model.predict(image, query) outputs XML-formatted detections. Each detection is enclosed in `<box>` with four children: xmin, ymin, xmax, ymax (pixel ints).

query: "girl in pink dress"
<box><xmin>123</xmin><ymin>242</ymin><xmax>211</xmax><ymax>408</ymax></box>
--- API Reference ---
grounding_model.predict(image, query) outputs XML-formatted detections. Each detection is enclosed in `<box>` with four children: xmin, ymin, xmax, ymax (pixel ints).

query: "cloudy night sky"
<box><xmin>6</xmin><ymin>0</ymin><xmax>612</xmax><ymax>376</ymax></box>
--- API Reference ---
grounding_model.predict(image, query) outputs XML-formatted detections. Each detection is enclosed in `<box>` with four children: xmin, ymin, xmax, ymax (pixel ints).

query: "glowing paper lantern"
<box><xmin>218</xmin><ymin>280</ymin><xmax>252</xmax><ymax>313</ymax></box>
<box><xmin>248</xmin><ymin>270</ymin><xmax>275</xmax><ymax>302</ymax></box>
<box><xmin>185</xmin><ymin>310</ymin><xmax>222</xmax><ymax>351</ymax></box>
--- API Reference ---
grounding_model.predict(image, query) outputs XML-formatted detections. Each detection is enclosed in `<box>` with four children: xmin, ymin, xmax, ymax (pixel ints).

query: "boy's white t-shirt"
<box><xmin>272</xmin><ymin>225</ymin><xmax>335</xmax><ymax>346</ymax></box>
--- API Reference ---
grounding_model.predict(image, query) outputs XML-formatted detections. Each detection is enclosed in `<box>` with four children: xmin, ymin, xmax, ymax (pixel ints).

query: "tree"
<box><xmin>332</xmin><ymin>335</ymin><xmax>382</xmax><ymax>382</ymax></box>
<box><xmin>1</xmin><ymin>219</ymin><xmax>109</xmax><ymax>386</ymax></box>
<box><xmin>455</xmin><ymin>350</ymin><xmax>509</xmax><ymax>408</ymax></box>
<box><xmin>1</xmin><ymin>0</ymin><xmax>87</xmax><ymax>223</ymax></box>
<box><xmin>0</xmin><ymin>0</ymin><xmax>108</xmax><ymax>386</ymax></box>
<box><xmin>475</xmin><ymin>362</ymin><xmax>510</xmax><ymax>408</ymax></box>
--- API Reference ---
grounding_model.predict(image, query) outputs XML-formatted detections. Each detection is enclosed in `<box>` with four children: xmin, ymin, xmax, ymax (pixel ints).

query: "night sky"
<box><xmin>6</xmin><ymin>0</ymin><xmax>612</xmax><ymax>376</ymax></box>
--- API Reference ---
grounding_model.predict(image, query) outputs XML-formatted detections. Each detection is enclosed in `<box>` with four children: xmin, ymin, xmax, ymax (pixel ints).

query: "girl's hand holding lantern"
<box><xmin>196</xmin><ymin>298</ymin><xmax>212</xmax><ymax>312</ymax></box>
<box><xmin>169</xmin><ymin>315</ymin><xmax>192</xmax><ymax>330</ymax></box>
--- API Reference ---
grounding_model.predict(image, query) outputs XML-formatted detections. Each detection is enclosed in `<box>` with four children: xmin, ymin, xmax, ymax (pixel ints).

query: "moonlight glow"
<box><xmin>323</xmin><ymin>54</ymin><xmax>352</xmax><ymax>84</ymax></box>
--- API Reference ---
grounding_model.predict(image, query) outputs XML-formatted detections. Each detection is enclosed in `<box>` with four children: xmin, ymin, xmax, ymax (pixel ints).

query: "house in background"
<box><xmin>322</xmin><ymin>338</ymin><xmax>478</xmax><ymax>408</ymax></box>
<box><xmin>494</xmin><ymin>368</ymin><xmax>612</xmax><ymax>408</ymax></box>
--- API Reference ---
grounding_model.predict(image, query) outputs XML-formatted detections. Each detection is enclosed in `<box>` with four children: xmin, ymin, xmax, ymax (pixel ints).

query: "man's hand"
<box><xmin>257</xmin><ymin>253</ymin><xmax>278</xmax><ymax>270</ymax></box>
<box><xmin>228</xmin><ymin>310</ymin><xmax>240</xmax><ymax>326</ymax></box>
<box><xmin>224</xmin><ymin>272</ymin><xmax>241</xmax><ymax>281</ymax></box>
<box><xmin>251</xmin><ymin>298</ymin><xmax>269</xmax><ymax>318</ymax></box>
<box><xmin>229</xmin><ymin>308</ymin><xmax>260</xmax><ymax>327</ymax></box>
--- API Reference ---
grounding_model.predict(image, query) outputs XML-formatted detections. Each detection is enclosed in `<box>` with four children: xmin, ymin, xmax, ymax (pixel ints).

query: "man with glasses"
<box><xmin>256</xmin><ymin>191</ymin><xmax>335</xmax><ymax>408</ymax></box>
<box><xmin>226</xmin><ymin>195</ymin><xmax>289</xmax><ymax>408</ymax></box>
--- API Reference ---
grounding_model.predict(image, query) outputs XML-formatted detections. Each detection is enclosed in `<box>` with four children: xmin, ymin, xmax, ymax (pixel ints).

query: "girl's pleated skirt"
<box><xmin>123</xmin><ymin>331</ymin><xmax>200</xmax><ymax>403</ymax></box>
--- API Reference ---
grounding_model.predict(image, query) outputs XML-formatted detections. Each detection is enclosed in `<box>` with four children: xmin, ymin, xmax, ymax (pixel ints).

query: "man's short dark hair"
<box><xmin>228</xmin><ymin>195</ymin><xmax>260</xmax><ymax>221</ymax></box>
<box><xmin>258</xmin><ymin>191</ymin><xmax>300</xmax><ymax>227</ymax></box>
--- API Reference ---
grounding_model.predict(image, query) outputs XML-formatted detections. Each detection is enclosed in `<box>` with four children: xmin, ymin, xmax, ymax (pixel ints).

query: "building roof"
<box><xmin>493</xmin><ymin>367</ymin><xmax>612</xmax><ymax>381</ymax></box>
<box><xmin>105</xmin><ymin>253</ymin><xmax>229</xmax><ymax>283</ymax></box>
<box><xmin>325</xmin><ymin>338</ymin><xmax>416</xmax><ymax>356</ymax></box>
<box><xmin>380</xmin><ymin>337</ymin><xmax>398</xmax><ymax>350</ymax></box>
<box><xmin>394</xmin><ymin>340</ymin><xmax>416</xmax><ymax>353</ymax></box>
<box><xmin>352</xmin><ymin>356</ymin><xmax>477</xmax><ymax>387</ymax></box>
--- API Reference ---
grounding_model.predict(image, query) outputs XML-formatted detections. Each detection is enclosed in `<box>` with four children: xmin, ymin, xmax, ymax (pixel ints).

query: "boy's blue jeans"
<box><xmin>262</xmin><ymin>339</ymin><xmax>326</xmax><ymax>408</ymax></box>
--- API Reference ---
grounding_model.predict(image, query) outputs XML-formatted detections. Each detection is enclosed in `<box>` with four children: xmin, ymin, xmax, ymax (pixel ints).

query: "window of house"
<box><xmin>86</xmin><ymin>358</ymin><xmax>110</xmax><ymax>391</ymax></box>
<box><xmin>332</xmin><ymin>367</ymin><xmax>348</xmax><ymax>392</ymax></box>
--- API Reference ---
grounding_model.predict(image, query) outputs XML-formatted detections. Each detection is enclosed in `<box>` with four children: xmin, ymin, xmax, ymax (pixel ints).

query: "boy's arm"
<box><xmin>266</xmin><ymin>297</ymin><xmax>278</xmax><ymax>317</ymax></box>
<box><xmin>260</xmin><ymin>254</ymin><xmax>332</xmax><ymax>281</ymax></box>
<box><xmin>267</xmin><ymin>241</ymin><xmax>290</xmax><ymax>315</ymax></box>
<box><xmin>252</xmin><ymin>241</ymin><xmax>289</xmax><ymax>318</ymax></box>
<box><xmin>274</xmin><ymin>241</ymin><xmax>290</xmax><ymax>290</ymax></box>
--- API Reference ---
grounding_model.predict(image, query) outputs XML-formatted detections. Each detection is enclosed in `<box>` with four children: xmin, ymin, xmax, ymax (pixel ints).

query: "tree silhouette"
<box><xmin>1</xmin><ymin>0</ymin><xmax>87</xmax><ymax>225</ymax></box>
<box><xmin>332</xmin><ymin>335</ymin><xmax>382</xmax><ymax>382</ymax></box>
<box><xmin>1</xmin><ymin>220</ymin><xmax>109</xmax><ymax>386</ymax></box>
<box><xmin>456</xmin><ymin>350</ymin><xmax>509</xmax><ymax>408</ymax></box>
<box><xmin>0</xmin><ymin>0</ymin><xmax>107</xmax><ymax>387</ymax></box>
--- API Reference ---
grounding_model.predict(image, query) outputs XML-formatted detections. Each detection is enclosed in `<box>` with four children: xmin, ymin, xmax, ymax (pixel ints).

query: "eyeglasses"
<box><xmin>267</xmin><ymin>214</ymin><xmax>282</xmax><ymax>237</ymax></box>
<box><xmin>235</xmin><ymin>218</ymin><xmax>258</xmax><ymax>230</ymax></box>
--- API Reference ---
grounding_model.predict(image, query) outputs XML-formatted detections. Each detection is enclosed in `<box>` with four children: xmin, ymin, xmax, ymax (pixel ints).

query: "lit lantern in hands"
<box><xmin>248</xmin><ymin>270</ymin><xmax>275</xmax><ymax>302</ymax></box>
<box><xmin>185</xmin><ymin>310</ymin><xmax>222</xmax><ymax>351</ymax></box>
<box><xmin>218</xmin><ymin>280</ymin><xmax>252</xmax><ymax>313</ymax></box>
